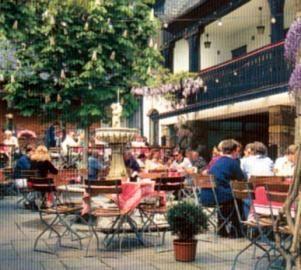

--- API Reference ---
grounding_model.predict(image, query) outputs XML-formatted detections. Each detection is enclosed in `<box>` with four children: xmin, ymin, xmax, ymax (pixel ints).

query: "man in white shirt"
<box><xmin>241</xmin><ymin>141</ymin><xmax>274</xmax><ymax>179</ymax></box>
<box><xmin>61</xmin><ymin>131</ymin><xmax>78</xmax><ymax>155</ymax></box>
<box><xmin>170</xmin><ymin>150</ymin><xmax>192</xmax><ymax>172</ymax></box>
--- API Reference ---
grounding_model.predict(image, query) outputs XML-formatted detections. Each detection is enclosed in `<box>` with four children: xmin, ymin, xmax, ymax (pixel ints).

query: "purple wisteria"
<box><xmin>284</xmin><ymin>18</ymin><xmax>301</xmax><ymax>64</ymax></box>
<box><xmin>131</xmin><ymin>76</ymin><xmax>204</xmax><ymax>97</ymax></box>
<box><xmin>289</xmin><ymin>64</ymin><xmax>301</xmax><ymax>93</ymax></box>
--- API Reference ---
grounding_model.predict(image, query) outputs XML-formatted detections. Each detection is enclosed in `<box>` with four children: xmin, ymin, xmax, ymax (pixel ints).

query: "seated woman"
<box><xmin>30</xmin><ymin>145</ymin><xmax>58</xmax><ymax>177</ymax></box>
<box><xmin>198</xmin><ymin>139</ymin><xmax>245</xmax><ymax>237</ymax></box>
<box><xmin>145</xmin><ymin>149</ymin><xmax>166</xmax><ymax>171</ymax></box>
<box><xmin>274</xmin><ymin>144</ymin><xmax>298</xmax><ymax>177</ymax></box>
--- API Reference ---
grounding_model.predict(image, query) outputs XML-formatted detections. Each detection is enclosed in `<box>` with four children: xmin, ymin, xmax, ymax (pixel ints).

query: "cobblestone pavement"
<box><xmin>0</xmin><ymin>197</ymin><xmax>270</xmax><ymax>270</ymax></box>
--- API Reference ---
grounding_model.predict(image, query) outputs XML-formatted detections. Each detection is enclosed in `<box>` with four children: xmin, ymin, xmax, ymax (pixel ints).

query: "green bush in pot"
<box><xmin>167</xmin><ymin>201</ymin><xmax>208</xmax><ymax>262</ymax></box>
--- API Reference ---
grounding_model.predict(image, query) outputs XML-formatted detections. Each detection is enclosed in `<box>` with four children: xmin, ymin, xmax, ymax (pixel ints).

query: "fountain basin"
<box><xmin>95</xmin><ymin>127</ymin><xmax>137</xmax><ymax>144</ymax></box>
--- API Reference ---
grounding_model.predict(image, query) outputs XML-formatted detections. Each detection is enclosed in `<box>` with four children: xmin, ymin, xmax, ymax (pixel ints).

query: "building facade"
<box><xmin>144</xmin><ymin>0</ymin><xmax>296</xmax><ymax>158</ymax></box>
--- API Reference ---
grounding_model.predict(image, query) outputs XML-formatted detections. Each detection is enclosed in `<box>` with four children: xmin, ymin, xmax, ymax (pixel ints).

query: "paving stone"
<box><xmin>0</xmin><ymin>243</ymin><xmax>18</xmax><ymax>259</ymax></box>
<box><xmin>60</xmin><ymin>258</ymin><xmax>108</xmax><ymax>269</ymax></box>
<box><xmin>0</xmin><ymin>259</ymin><xmax>44</xmax><ymax>270</ymax></box>
<box><xmin>41</xmin><ymin>260</ymin><xmax>66</xmax><ymax>270</ymax></box>
<box><xmin>0</xmin><ymin>197</ymin><xmax>271</xmax><ymax>270</ymax></box>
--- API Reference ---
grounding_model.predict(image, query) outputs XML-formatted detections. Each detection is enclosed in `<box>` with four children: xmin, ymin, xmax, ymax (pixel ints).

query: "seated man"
<box><xmin>198</xmin><ymin>139</ymin><xmax>245</xmax><ymax>237</ymax></box>
<box><xmin>241</xmin><ymin>141</ymin><xmax>274</xmax><ymax>179</ymax></box>
<box><xmin>124</xmin><ymin>151</ymin><xmax>140</xmax><ymax>181</ymax></box>
<box><xmin>14</xmin><ymin>145</ymin><xmax>35</xmax><ymax>178</ymax></box>
<box><xmin>170</xmin><ymin>150</ymin><xmax>192</xmax><ymax>172</ymax></box>
<box><xmin>88</xmin><ymin>151</ymin><xmax>105</xmax><ymax>181</ymax></box>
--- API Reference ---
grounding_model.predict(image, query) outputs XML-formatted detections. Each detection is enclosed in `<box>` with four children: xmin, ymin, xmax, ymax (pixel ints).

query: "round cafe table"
<box><xmin>57</xmin><ymin>179</ymin><xmax>165</xmax><ymax>215</ymax></box>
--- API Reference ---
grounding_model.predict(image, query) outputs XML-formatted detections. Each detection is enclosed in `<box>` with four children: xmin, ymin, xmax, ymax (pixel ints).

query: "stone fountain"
<box><xmin>95</xmin><ymin>102</ymin><xmax>137</xmax><ymax>180</ymax></box>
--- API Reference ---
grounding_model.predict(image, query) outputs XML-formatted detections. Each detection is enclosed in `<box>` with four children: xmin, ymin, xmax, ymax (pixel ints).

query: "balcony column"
<box><xmin>268</xmin><ymin>0</ymin><xmax>285</xmax><ymax>43</ymax></box>
<box><xmin>188</xmin><ymin>30</ymin><xmax>201</xmax><ymax>72</ymax></box>
<box><xmin>161</xmin><ymin>42</ymin><xmax>175</xmax><ymax>72</ymax></box>
<box><xmin>268</xmin><ymin>105</ymin><xmax>295</xmax><ymax>156</ymax></box>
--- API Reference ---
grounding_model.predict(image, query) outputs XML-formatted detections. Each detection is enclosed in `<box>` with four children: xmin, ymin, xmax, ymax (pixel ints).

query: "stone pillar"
<box><xmin>268</xmin><ymin>0</ymin><xmax>285</xmax><ymax>43</ymax></box>
<box><xmin>269</xmin><ymin>105</ymin><xmax>295</xmax><ymax>156</ymax></box>
<box><xmin>188</xmin><ymin>30</ymin><xmax>201</xmax><ymax>72</ymax></box>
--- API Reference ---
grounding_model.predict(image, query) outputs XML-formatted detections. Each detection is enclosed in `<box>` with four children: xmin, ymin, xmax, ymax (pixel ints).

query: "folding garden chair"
<box><xmin>30</xmin><ymin>177</ymin><xmax>84</xmax><ymax>254</ymax></box>
<box><xmin>85</xmin><ymin>179</ymin><xmax>144</xmax><ymax>255</ymax></box>
<box><xmin>230</xmin><ymin>181</ymin><xmax>275</xmax><ymax>270</ymax></box>
<box><xmin>139</xmin><ymin>176</ymin><xmax>185</xmax><ymax>246</ymax></box>
<box><xmin>1</xmin><ymin>167</ymin><xmax>16</xmax><ymax>196</ymax></box>
<box><xmin>15</xmin><ymin>169</ymin><xmax>39</xmax><ymax>206</ymax></box>
<box><xmin>192</xmin><ymin>174</ymin><xmax>218</xmax><ymax>232</ymax></box>
<box><xmin>265</xmin><ymin>183</ymin><xmax>293</xmax><ymax>268</ymax></box>
<box><xmin>198</xmin><ymin>175</ymin><xmax>239</xmax><ymax>237</ymax></box>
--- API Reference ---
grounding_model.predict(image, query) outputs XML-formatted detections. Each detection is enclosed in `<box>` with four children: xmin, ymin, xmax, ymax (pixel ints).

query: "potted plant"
<box><xmin>167</xmin><ymin>201</ymin><xmax>208</xmax><ymax>262</ymax></box>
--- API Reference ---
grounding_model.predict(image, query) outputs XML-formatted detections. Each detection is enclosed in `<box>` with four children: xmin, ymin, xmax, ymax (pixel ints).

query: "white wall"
<box><xmin>173</xmin><ymin>38</ymin><xmax>189</xmax><ymax>73</ymax></box>
<box><xmin>143</xmin><ymin>95</ymin><xmax>173</xmax><ymax>142</ymax></box>
<box><xmin>200</xmin><ymin>0</ymin><xmax>271</xmax><ymax>69</ymax></box>
<box><xmin>284</xmin><ymin>0</ymin><xmax>296</xmax><ymax>29</ymax></box>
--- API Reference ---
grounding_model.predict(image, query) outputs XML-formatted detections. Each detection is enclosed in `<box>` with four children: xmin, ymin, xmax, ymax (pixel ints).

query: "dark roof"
<box><xmin>158</xmin><ymin>0</ymin><xmax>206</xmax><ymax>22</ymax></box>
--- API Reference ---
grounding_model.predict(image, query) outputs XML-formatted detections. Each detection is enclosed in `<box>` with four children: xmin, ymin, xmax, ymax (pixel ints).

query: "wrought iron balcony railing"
<box><xmin>157</xmin><ymin>41</ymin><xmax>292</xmax><ymax>119</ymax></box>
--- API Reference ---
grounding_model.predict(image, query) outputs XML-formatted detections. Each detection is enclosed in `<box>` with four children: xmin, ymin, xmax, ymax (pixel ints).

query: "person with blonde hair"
<box><xmin>274</xmin><ymin>144</ymin><xmax>298</xmax><ymax>177</ymax></box>
<box><xmin>31</xmin><ymin>145</ymin><xmax>58</xmax><ymax>177</ymax></box>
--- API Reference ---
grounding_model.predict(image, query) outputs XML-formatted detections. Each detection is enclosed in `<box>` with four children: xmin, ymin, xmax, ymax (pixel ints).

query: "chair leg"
<box><xmin>127</xmin><ymin>216</ymin><xmax>144</xmax><ymax>246</ymax></box>
<box><xmin>85</xmin><ymin>220</ymin><xmax>100</xmax><ymax>257</ymax></box>
<box><xmin>57</xmin><ymin>214</ymin><xmax>82</xmax><ymax>250</ymax></box>
<box><xmin>34</xmin><ymin>214</ymin><xmax>61</xmax><ymax>253</ymax></box>
<box><xmin>231</xmin><ymin>242</ymin><xmax>253</xmax><ymax>270</ymax></box>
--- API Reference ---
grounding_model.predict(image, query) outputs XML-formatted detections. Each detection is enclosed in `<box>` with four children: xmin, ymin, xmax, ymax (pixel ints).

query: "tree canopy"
<box><xmin>1</xmin><ymin>0</ymin><xmax>162</xmax><ymax>127</ymax></box>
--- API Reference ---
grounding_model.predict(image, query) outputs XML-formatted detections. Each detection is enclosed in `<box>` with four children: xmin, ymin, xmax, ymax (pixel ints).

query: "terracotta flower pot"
<box><xmin>173</xmin><ymin>239</ymin><xmax>197</xmax><ymax>262</ymax></box>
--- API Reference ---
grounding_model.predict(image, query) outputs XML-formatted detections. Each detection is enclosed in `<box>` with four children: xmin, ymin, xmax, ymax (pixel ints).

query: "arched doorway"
<box><xmin>148</xmin><ymin>109</ymin><xmax>159</xmax><ymax>146</ymax></box>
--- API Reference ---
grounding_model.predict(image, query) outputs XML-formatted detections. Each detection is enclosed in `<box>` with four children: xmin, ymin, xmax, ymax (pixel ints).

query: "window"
<box><xmin>231</xmin><ymin>45</ymin><xmax>247</xmax><ymax>59</ymax></box>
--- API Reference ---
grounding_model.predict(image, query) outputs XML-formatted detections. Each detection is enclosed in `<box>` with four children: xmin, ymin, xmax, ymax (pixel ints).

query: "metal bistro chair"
<box><xmin>85</xmin><ymin>179</ymin><xmax>144</xmax><ymax>255</ymax></box>
<box><xmin>16</xmin><ymin>170</ymin><xmax>39</xmax><ymax>206</ymax></box>
<box><xmin>1</xmin><ymin>167</ymin><xmax>16</xmax><ymax>196</ymax></box>
<box><xmin>139</xmin><ymin>176</ymin><xmax>185</xmax><ymax>246</ymax></box>
<box><xmin>265</xmin><ymin>183</ymin><xmax>293</xmax><ymax>268</ymax></box>
<box><xmin>230</xmin><ymin>181</ymin><xmax>275</xmax><ymax>270</ymax></box>
<box><xmin>200</xmin><ymin>175</ymin><xmax>239</xmax><ymax>237</ymax></box>
<box><xmin>192</xmin><ymin>174</ymin><xmax>218</xmax><ymax>232</ymax></box>
<box><xmin>30</xmin><ymin>177</ymin><xmax>84</xmax><ymax>254</ymax></box>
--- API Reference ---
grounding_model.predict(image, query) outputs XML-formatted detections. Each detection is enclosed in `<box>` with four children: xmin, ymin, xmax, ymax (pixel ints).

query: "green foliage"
<box><xmin>167</xmin><ymin>201</ymin><xmax>208</xmax><ymax>241</ymax></box>
<box><xmin>1</xmin><ymin>0</ymin><xmax>162</xmax><ymax>127</ymax></box>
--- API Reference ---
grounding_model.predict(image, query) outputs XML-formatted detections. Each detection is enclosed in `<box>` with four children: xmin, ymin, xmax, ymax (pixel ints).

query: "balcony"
<box><xmin>159</xmin><ymin>41</ymin><xmax>292</xmax><ymax>119</ymax></box>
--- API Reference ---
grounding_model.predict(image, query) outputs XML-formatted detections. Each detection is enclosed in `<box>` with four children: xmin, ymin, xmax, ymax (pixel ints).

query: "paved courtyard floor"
<box><xmin>0</xmin><ymin>197</ymin><xmax>270</xmax><ymax>270</ymax></box>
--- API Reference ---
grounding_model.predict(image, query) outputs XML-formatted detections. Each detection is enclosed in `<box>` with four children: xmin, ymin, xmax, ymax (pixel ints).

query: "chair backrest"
<box><xmin>85</xmin><ymin>179</ymin><xmax>122</xmax><ymax>196</ymax></box>
<box><xmin>231</xmin><ymin>181</ymin><xmax>254</xmax><ymax>200</ymax></box>
<box><xmin>193</xmin><ymin>175</ymin><xmax>215</xmax><ymax>189</ymax></box>
<box><xmin>265</xmin><ymin>183</ymin><xmax>290</xmax><ymax>203</ymax></box>
<box><xmin>249</xmin><ymin>176</ymin><xmax>284</xmax><ymax>187</ymax></box>
<box><xmin>139</xmin><ymin>172</ymin><xmax>165</xmax><ymax>180</ymax></box>
<box><xmin>154</xmin><ymin>176</ymin><xmax>185</xmax><ymax>192</ymax></box>
<box><xmin>29</xmin><ymin>177</ymin><xmax>56</xmax><ymax>192</ymax></box>
<box><xmin>20</xmin><ymin>170</ymin><xmax>39</xmax><ymax>179</ymax></box>
<box><xmin>3</xmin><ymin>167</ymin><xmax>13</xmax><ymax>180</ymax></box>
<box><xmin>148</xmin><ymin>169</ymin><xmax>168</xmax><ymax>174</ymax></box>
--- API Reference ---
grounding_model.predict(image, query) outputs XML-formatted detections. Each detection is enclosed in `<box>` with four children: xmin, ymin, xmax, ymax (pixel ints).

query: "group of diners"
<box><xmin>5</xmin><ymin>137</ymin><xmax>299</xmax><ymax>237</ymax></box>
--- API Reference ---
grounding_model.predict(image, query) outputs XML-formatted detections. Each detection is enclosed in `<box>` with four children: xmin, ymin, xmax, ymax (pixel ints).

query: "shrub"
<box><xmin>167</xmin><ymin>201</ymin><xmax>208</xmax><ymax>241</ymax></box>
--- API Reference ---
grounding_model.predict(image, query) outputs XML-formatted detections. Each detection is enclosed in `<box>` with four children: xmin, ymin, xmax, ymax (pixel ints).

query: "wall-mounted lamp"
<box><xmin>204</xmin><ymin>33</ymin><xmax>211</xmax><ymax>48</ymax></box>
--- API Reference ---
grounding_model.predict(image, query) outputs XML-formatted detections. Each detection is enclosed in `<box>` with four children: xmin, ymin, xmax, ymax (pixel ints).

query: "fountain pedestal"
<box><xmin>95</xmin><ymin>127</ymin><xmax>137</xmax><ymax>180</ymax></box>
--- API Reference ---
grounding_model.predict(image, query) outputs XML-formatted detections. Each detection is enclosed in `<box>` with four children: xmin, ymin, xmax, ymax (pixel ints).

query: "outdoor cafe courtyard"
<box><xmin>1</xmin><ymin>0</ymin><xmax>301</xmax><ymax>269</ymax></box>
